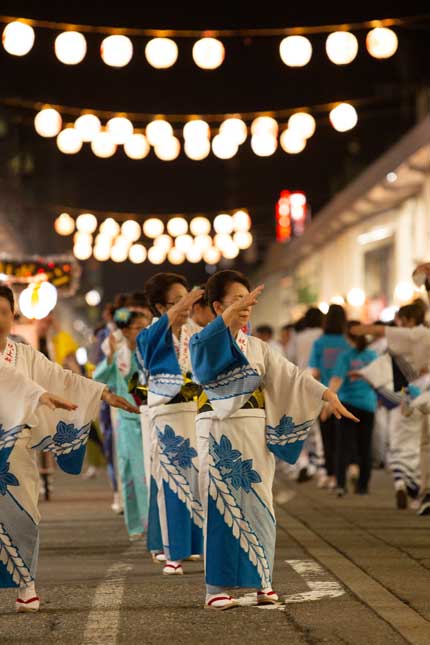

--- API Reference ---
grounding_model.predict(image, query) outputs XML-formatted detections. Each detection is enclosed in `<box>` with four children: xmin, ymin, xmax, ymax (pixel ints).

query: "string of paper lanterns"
<box><xmin>54</xmin><ymin>209</ymin><xmax>253</xmax><ymax>265</ymax></box>
<box><xmin>1</xmin><ymin>17</ymin><xmax>404</xmax><ymax>68</ymax></box>
<box><xmin>33</xmin><ymin>102</ymin><xmax>359</xmax><ymax>160</ymax></box>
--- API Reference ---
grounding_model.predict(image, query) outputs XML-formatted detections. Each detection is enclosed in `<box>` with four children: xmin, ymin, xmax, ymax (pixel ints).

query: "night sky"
<box><xmin>1</xmin><ymin>2</ymin><xmax>429</xmax><ymax>302</ymax></box>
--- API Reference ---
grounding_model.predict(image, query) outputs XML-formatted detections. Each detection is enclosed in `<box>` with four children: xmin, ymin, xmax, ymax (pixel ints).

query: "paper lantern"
<box><xmin>186</xmin><ymin>245</ymin><xmax>203</xmax><ymax>263</ymax></box>
<box><xmin>129</xmin><ymin>243</ymin><xmax>147</xmax><ymax>264</ymax></box>
<box><xmin>99</xmin><ymin>217</ymin><xmax>120</xmax><ymax>238</ymax></box>
<box><xmin>212</xmin><ymin>134</ymin><xmax>238</xmax><ymax>160</ymax></box>
<box><xmin>214</xmin><ymin>214</ymin><xmax>234</xmax><ymax>234</ymax></box>
<box><xmin>56</xmin><ymin>128</ymin><xmax>83</xmax><ymax>154</ymax></box>
<box><xmin>110</xmin><ymin>244</ymin><xmax>129</xmax><ymax>263</ymax></box>
<box><xmin>73</xmin><ymin>231</ymin><xmax>93</xmax><ymax>246</ymax></box>
<box><xmin>85</xmin><ymin>289</ymin><xmax>101</xmax><ymax>306</ymax></box>
<box><xmin>106</xmin><ymin>117</ymin><xmax>133</xmax><ymax>144</ymax></box>
<box><xmin>93</xmin><ymin>245</ymin><xmax>111</xmax><ymax>262</ymax></box>
<box><xmin>146</xmin><ymin>119</ymin><xmax>173</xmax><ymax>145</ymax></box>
<box><xmin>73</xmin><ymin>243</ymin><xmax>92</xmax><ymax>261</ymax></box>
<box><xmin>287</xmin><ymin>112</ymin><xmax>316</xmax><ymax>139</ymax></box>
<box><xmin>184</xmin><ymin>138</ymin><xmax>211</xmax><ymax>160</ymax></box>
<box><xmin>192</xmin><ymin>37</ymin><xmax>224</xmax><ymax>69</ymax></box>
<box><xmin>326</xmin><ymin>31</ymin><xmax>358</xmax><ymax>65</ymax></box>
<box><xmin>366</xmin><ymin>27</ymin><xmax>398</xmax><ymax>59</ymax></box>
<box><xmin>19</xmin><ymin>282</ymin><xmax>57</xmax><ymax>320</ymax></box>
<box><xmin>76</xmin><ymin>213</ymin><xmax>97</xmax><ymax>233</ymax></box>
<box><xmin>167</xmin><ymin>217</ymin><xmax>188</xmax><ymax>237</ymax></box>
<box><xmin>214</xmin><ymin>233</ymin><xmax>233</xmax><ymax>251</ymax></box>
<box><xmin>143</xmin><ymin>218</ymin><xmax>164</xmax><ymax>238</ymax></box>
<box><xmin>154</xmin><ymin>136</ymin><xmax>181</xmax><ymax>161</ymax></box>
<box><xmin>168</xmin><ymin>247</ymin><xmax>185</xmax><ymax>265</ymax></box>
<box><xmin>175</xmin><ymin>234</ymin><xmax>193</xmax><ymax>253</ymax></box>
<box><xmin>193</xmin><ymin>234</ymin><xmax>212</xmax><ymax>252</ymax></box>
<box><xmin>232</xmin><ymin>210</ymin><xmax>251</xmax><ymax>232</ymax></box>
<box><xmin>219</xmin><ymin>117</ymin><xmax>247</xmax><ymax>145</ymax></box>
<box><xmin>34</xmin><ymin>108</ymin><xmax>62</xmax><ymax>138</ymax></box>
<box><xmin>203</xmin><ymin>246</ymin><xmax>221</xmax><ymax>265</ymax></box>
<box><xmin>251</xmin><ymin>116</ymin><xmax>278</xmax><ymax>137</ymax></box>
<box><xmin>347</xmin><ymin>288</ymin><xmax>365</xmax><ymax>307</ymax></box>
<box><xmin>148</xmin><ymin>246</ymin><xmax>166</xmax><ymax>264</ymax></box>
<box><xmin>233</xmin><ymin>231</ymin><xmax>253</xmax><ymax>249</ymax></box>
<box><xmin>2</xmin><ymin>21</ymin><xmax>35</xmax><ymax>56</ymax></box>
<box><xmin>183</xmin><ymin>119</ymin><xmax>210</xmax><ymax>141</ymax></box>
<box><xmin>74</xmin><ymin>114</ymin><xmax>101</xmax><ymax>142</ymax></box>
<box><xmin>101</xmin><ymin>35</ymin><xmax>133</xmax><ymax>67</ymax></box>
<box><xmin>280</xmin><ymin>129</ymin><xmax>306</xmax><ymax>154</ymax></box>
<box><xmin>190</xmin><ymin>216</ymin><xmax>211</xmax><ymax>236</ymax></box>
<box><xmin>91</xmin><ymin>131</ymin><xmax>117</xmax><ymax>158</ymax></box>
<box><xmin>121</xmin><ymin>219</ymin><xmax>141</xmax><ymax>242</ymax></box>
<box><xmin>55</xmin><ymin>31</ymin><xmax>87</xmax><ymax>65</ymax></box>
<box><xmin>279</xmin><ymin>36</ymin><xmax>312</xmax><ymax>67</ymax></box>
<box><xmin>251</xmin><ymin>134</ymin><xmax>277</xmax><ymax>157</ymax></box>
<box><xmin>329</xmin><ymin>103</ymin><xmax>358</xmax><ymax>132</ymax></box>
<box><xmin>145</xmin><ymin>37</ymin><xmax>178</xmax><ymax>68</ymax></box>
<box><xmin>222</xmin><ymin>240</ymin><xmax>239</xmax><ymax>259</ymax></box>
<box><xmin>154</xmin><ymin>234</ymin><xmax>173</xmax><ymax>251</ymax></box>
<box><xmin>54</xmin><ymin>213</ymin><xmax>75</xmax><ymax>236</ymax></box>
<box><xmin>124</xmin><ymin>133</ymin><xmax>150</xmax><ymax>159</ymax></box>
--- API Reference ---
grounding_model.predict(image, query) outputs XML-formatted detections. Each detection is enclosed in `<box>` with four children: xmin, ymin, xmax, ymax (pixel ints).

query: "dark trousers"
<box><xmin>320</xmin><ymin>416</ymin><xmax>337</xmax><ymax>476</ymax></box>
<box><xmin>336</xmin><ymin>405</ymin><xmax>375</xmax><ymax>491</ymax></box>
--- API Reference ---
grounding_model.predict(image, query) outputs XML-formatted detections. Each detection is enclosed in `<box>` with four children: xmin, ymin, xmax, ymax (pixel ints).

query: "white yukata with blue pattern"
<box><xmin>0</xmin><ymin>340</ymin><xmax>105</xmax><ymax>589</ymax></box>
<box><xmin>189</xmin><ymin>316</ymin><xmax>326</xmax><ymax>591</ymax></box>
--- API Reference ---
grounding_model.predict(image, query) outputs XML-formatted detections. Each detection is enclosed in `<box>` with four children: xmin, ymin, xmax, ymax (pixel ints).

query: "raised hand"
<box><xmin>167</xmin><ymin>288</ymin><xmax>205</xmax><ymax>327</ymax></box>
<box><xmin>222</xmin><ymin>285</ymin><xmax>264</xmax><ymax>327</ymax></box>
<box><xmin>40</xmin><ymin>393</ymin><xmax>78</xmax><ymax>411</ymax></box>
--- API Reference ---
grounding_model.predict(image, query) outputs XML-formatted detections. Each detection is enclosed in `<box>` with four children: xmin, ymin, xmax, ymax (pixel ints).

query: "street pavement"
<box><xmin>1</xmin><ymin>468</ymin><xmax>429</xmax><ymax>644</ymax></box>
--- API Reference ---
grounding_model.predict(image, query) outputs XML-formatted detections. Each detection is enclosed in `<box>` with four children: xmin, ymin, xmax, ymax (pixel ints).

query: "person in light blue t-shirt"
<box><xmin>309</xmin><ymin>305</ymin><xmax>350</xmax><ymax>489</ymax></box>
<box><xmin>323</xmin><ymin>321</ymin><xmax>378</xmax><ymax>496</ymax></box>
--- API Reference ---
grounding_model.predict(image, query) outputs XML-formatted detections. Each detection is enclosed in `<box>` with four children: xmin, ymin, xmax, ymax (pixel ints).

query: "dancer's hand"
<box><xmin>167</xmin><ymin>289</ymin><xmax>205</xmax><ymax>327</ymax></box>
<box><xmin>222</xmin><ymin>285</ymin><xmax>264</xmax><ymax>327</ymax></box>
<box><xmin>322</xmin><ymin>390</ymin><xmax>360</xmax><ymax>422</ymax></box>
<box><xmin>40</xmin><ymin>392</ymin><xmax>78</xmax><ymax>411</ymax></box>
<box><xmin>101</xmin><ymin>388</ymin><xmax>140</xmax><ymax>414</ymax></box>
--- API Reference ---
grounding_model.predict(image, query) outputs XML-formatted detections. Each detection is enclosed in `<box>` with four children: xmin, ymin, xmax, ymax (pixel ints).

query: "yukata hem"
<box><xmin>197</xmin><ymin>408</ymin><xmax>266</xmax><ymax>422</ymax></box>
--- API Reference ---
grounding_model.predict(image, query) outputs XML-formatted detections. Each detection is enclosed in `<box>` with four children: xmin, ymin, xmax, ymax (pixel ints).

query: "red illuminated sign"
<box><xmin>275</xmin><ymin>190</ymin><xmax>308</xmax><ymax>241</ymax></box>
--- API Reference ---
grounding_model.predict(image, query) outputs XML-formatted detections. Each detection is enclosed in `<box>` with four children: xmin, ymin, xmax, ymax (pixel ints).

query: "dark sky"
<box><xmin>1</xmin><ymin>2</ymin><xmax>429</xmax><ymax>301</ymax></box>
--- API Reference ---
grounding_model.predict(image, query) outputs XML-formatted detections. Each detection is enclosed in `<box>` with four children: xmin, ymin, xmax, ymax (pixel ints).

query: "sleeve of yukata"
<box><xmin>262</xmin><ymin>343</ymin><xmax>327</xmax><ymax>465</ymax></box>
<box><xmin>93</xmin><ymin>355</ymin><xmax>128</xmax><ymax>399</ymax></box>
<box><xmin>189</xmin><ymin>315</ymin><xmax>262</xmax><ymax>419</ymax></box>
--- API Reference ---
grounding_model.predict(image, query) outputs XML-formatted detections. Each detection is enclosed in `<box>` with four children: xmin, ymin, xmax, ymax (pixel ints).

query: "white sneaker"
<box><xmin>162</xmin><ymin>562</ymin><xmax>184</xmax><ymax>576</ymax></box>
<box><xmin>205</xmin><ymin>594</ymin><xmax>238</xmax><ymax>610</ymax></box>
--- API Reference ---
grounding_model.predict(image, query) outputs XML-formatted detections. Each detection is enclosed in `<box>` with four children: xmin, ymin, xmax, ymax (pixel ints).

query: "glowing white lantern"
<box><xmin>106</xmin><ymin>117</ymin><xmax>134</xmax><ymax>144</ymax></box>
<box><xmin>154</xmin><ymin>136</ymin><xmax>181</xmax><ymax>161</ymax></box>
<box><xmin>100</xmin><ymin>35</ymin><xmax>133</xmax><ymax>67</ymax></box>
<box><xmin>56</xmin><ymin>128</ymin><xmax>83</xmax><ymax>154</ymax></box>
<box><xmin>91</xmin><ymin>131</ymin><xmax>117</xmax><ymax>158</ymax></box>
<box><xmin>2</xmin><ymin>21</ymin><xmax>35</xmax><ymax>56</ymax></box>
<box><xmin>175</xmin><ymin>234</ymin><xmax>193</xmax><ymax>253</ymax></box>
<box><xmin>148</xmin><ymin>246</ymin><xmax>166</xmax><ymax>264</ymax></box>
<box><xmin>232</xmin><ymin>210</ymin><xmax>251</xmax><ymax>232</ymax></box>
<box><xmin>347</xmin><ymin>287</ymin><xmax>366</xmax><ymax>307</ymax></box>
<box><xmin>279</xmin><ymin>36</ymin><xmax>312</xmax><ymax>67</ymax></box>
<box><xmin>93</xmin><ymin>245</ymin><xmax>111</xmax><ymax>262</ymax></box>
<box><xmin>73</xmin><ymin>243</ymin><xmax>92</xmax><ymax>261</ymax></box>
<box><xmin>129</xmin><ymin>243</ymin><xmax>147</xmax><ymax>264</ymax></box>
<box><xmin>143</xmin><ymin>218</ymin><xmax>164</xmax><ymax>238</ymax></box>
<box><xmin>280</xmin><ymin>129</ymin><xmax>306</xmax><ymax>154</ymax></box>
<box><xmin>85</xmin><ymin>289</ymin><xmax>101</xmax><ymax>306</ymax></box>
<box><xmin>194</xmin><ymin>234</ymin><xmax>212</xmax><ymax>252</ymax></box>
<box><xmin>74</xmin><ymin>231</ymin><xmax>93</xmax><ymax>246</ymax></box>
<box><xmin>94</xmin><ymin>233</ymin><xmax>112</xmax><ymax>248</ymax></box>
<box><xmin>99</xmin><ymin>217</ymin><xmax>120</xmax><ymax>238</ymax></box>
<box><xmin>233</xmin><ymin>231</ymin><xmax>253</xmax><ymax>249</ymax></box>
<box><xmin>124</xmin><ymin>133</ymin><xmax>150</xmax><ymax>159</ymax></box>
<box><xmin>329</xmin><ymin>103</ymin><xmax>358</xmax><ymax>132</ymax></box>
<box><xmin>212</xmin><ymin>134</ymin><xmax>238</xmax><ymax>159</ymax></box>
<box><xmin>214</xmin><ymin>214</ymin><xmax>234</xmax><ymax>234</ymax></box>
<box><xmin>222</xmin><ymin>240</ymin><xmax>239</xmax><ymax>259</ymax></box>
<box><xmin>110</xmin><ymin>244</ymin><xmax>129</xmax><ymax>263</ymax></box>
<box><xmin>214</xmin><ymin>233</ymin><xmax>232</xmax><ymax>251</ymax></box>
<box><xmin>76</xmin><ymin>213</ymin><xmax>97</xmax><ymax>233</ymax></box>
<box><xmin>34</xmin><ymin>108</ymin><xmax>62</xmax><ymax>138</ymax></box>
<box><xmin>146</xmin><ymin>120</ymin><xmax>173</xmax><ymax>145</ymax></box>
<box><xmin>154</xmin><ymin>234</ymin><xmax>173</xmax><ymax>252</ymax></box>
<box><xmin>114</xmin><ymin>235</ymin><xmax>131</xmax><ymax>250</ymax></box>
<box><xmin>121</xmin><ymin>219</ymin><xmax>141</xmax><ymax>242</ymax></box>
<box><xmin>186</xmin><ymin>245</ymin><xmax>203</xmax><ymax>263</ymax></box>
<box><xmin>331</xmin><ymin>295</ymin><xmax>345</xmax><ymax>305</ymax></box>
<box><xmin>184</xmin><ymin>138</ymin><xmax>211</xmax><ymax>160</ymax></box>
<box><xmin>55</xmin><ymin>31</ymin><xmax>87</xmax><ymax>65</ymax></box>
<box><xmin>251</xmin><ymin>134</ymin><xmax>277</xmax><ymax>157</ymax></box>
<box><xmin>183</xmin><ymin>119</ymin><xmax>210</xmax><ymax>142</ymax></box>
<box><xmin>190</xmin><ymin>216</ymin><xmax>211</xmax><ymax>236</ymax></box>
<box><xmin>326</xmin><ymin>31</ymin><xmax>358</xmax><ymax>65</ymax></box>
<box><xmin>74</xmin><ymin>114</ymin><xmax>101</xmax><ymax>141</ymax></box>
<box><xmin>168</xmin><ymin>247</ymin><xmax>185</xmax><ymax>265</ymax></box>
<box><xmin>251</xmin><ymin>116</ymin><xmax>278</xmax><ymax>137</ymax></box>
<box><xmin>366</xmin><ymin>27</ymin><xmax>398</xmax><ymax>59</ymax></box>
<box><xmin>145</xmin><ymin>37</ymin><xmax>178</xmax><ymax>69</ymax></box>
<box><xmin>54</xmin><ymin>212</ymin><xmax>75</xmax><ymax>236</ymax></box>
<box><xmin>203</xmin><ymin>246</ymin><xmax>221</xmax><ymax>265</ymax></box>
<box><xmin>167</xmin><ymin>217</ymin><xmax>188</xmax><ymax>237</ymax></box>
<box><xmin>287</xmin><ymin>112</ymin><xmax>316</xmax><ymax>139</ymax></box>
<box><xmin>19</xmin><ymin>282</ymin><xmax>57</xmax><ymax>320</ymax></box>
<box><xmin>318</xmin><ymin>301</ymin><xmax>329</xmax><ymax>314</ymax></box>
<box><xmin>219</xmin><ymin>117</ymin><xmax>247</xmax><ymax>145</ymax></box>
<box><xmin>192</xmin><ymin>37</ymin><xmax>224</xmax><ymax>70</ymax></box>
<box><xmin>394</xmin><ymin>281</ymin><xmax>414</xmax><ymax>304</ymax></box>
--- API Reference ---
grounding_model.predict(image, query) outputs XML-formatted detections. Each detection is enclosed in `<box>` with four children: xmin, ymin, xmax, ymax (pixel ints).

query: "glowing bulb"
<box><xmin>251</xmin><ymin>134</ymin><xmax>277</xmax><ymax>157</ymax></box>
<box><xmin>148</xmin><ymin>246</ymin><xmax>166</xmax><ymax>264</ymax></box>
<box><xmin>129</xmin><ymin>243</ymin><xmax>147</xmax><ymax>264</ymax></box>
<box><xmin>74</xmin><ymin>231</ymin><xmax>93</xmax><ymax>246</ymax></box>
<box><xmin>280</xmin><ymin>129</ymin><xmax>306</xmax><ymax>154</ymax></box>
<box><xmin>233</xmin><ymin>231</ymin><xmax>253</xmax><ymax>249</ymax></box>
<box><xmin>154</xmin><ymin>235</ymin><xmax>173</xmax><ymax>252</ymax></box>
<box><xmin>203</xmin><ymin>246</ymin><xmax>221</xmax><ymax>265</ymax></box>
<box><xmin>219</xmin><ymin>117</ymin><xmax>247</xmax><ymax>145</ymax></box>
<box><xmin>146</xmin><ymin>119</ymin><xmax>173</xmax><ymax>145</ymax></box>
<box><xmin>190</xmin><ymin>216</ymin><xmax>211</xmax><ymax>236</ymax></box>
<box><xmin>2</xmin><ymin>21</ymin><xmax>35</xmax><ymax>56</ymax></box>
<box><xmin>214</xmin><ymin>233</ymin><xmax>232</xmax><ymax>251</ymax></box>
<box><xmin>329</xmin><ymin>103</ymin><xmax>358</xmax><ymax>132</ymax></box>
<box><xmin>73</xmin><ymin>243</ymin><xmax>92</xmax><ymax>261</ymax></box>
<box><xmin>74</xmin><ymin>114</ymin><xmax>101</xmax><ymax>142</ymax></box>
<box><xmin>54</xmin><ymin>213</ymin><xmax>75</xmax><ymax>236</ymax></box>
<box><xmin>76</xmin><ymin>213</ymin><xmax>97</xmax><ymax>233</ymax></box>
<box><xmin>175</xmin><ymin>234</ymin><xmax>193</xmax><ymax>253</ymax></box>
<box><xmin>183</xmin><ymin>119</ymin><xmax>210</xmax><ymax>141</ymax></box>
<box><xmin>85</xmin><ymin>289</ymin><xmax>101</xmax><ymax>306</ymax></box>
<box><xmin>287</xmin><ymin>112</ymin><xmax>316</xmax><ymax>139</ymax></box>
<box><xmin>366</xmin><ymin>27</ymin><xmax>398</xmax><ymax>59</ymax></box>
<box><xmin>167</xmin><ymin>217</ymin><xmax>188</xmax><ymax>237</ymax></box>
<box><xmin>34</xmin><ymin>108</ymin><xmax>62</xmax><ymax>138</ymax></box>
<box><xmin>56</xmin><ymin>128</ymin><xmax>83</xmax><ymax>154</ymax></box>
<box><xmin>326</xmin><ymin>31</ymin><xmax>358</xmax><ymax>65</ymax></box>
<box><xmin>99</xmin><ymin>218</ymin><xmax>120</xmax><ymax>238</ymax></box>
<box><xmin>55</xmin><ymin>31</ymin><xmax>87</xmax><ymax>65</ymax></box>
<box><xmin>193</xmin><ymin>234</ymin><xmax>212</xmax><ymax>252</ymax></box>
<box><xmin>110</xmin><ymin>244</ymin><xmax>129</xmax><ymax>263</ymax></box>
<box><xmin>186</xmin><ymin>245</ymin><xmax>203</xmax><ymax>263</ymax></box>
<box><xmin>279</xmin><ymin>35</ymin><xmax>312</xmax><ymax>67</ymax></box>
<box><xmin>192</xmin><ymin>37</ymin><xmax>225</xmax><ymax>70</ymax></box>
<box><xmin>212</xmin><ymin>134</ymin><xmax>238</xmax><ymax>159</ymax></box>
<box><xmin>222</xmin><ymin>241</ymin><xmax>239</xmax><ymax>259</ymax></box>
<box><xmin>232</xmin><ymin>210</ymin><xmax>251</xmax><ymax>232</ymax></box>
<box><xmin>145</xmin><ymin>37</ymin><xmax>178</xmax><ymax>69</ymax></box>
<box><xmin>154</xmin><ymin>136</ymin><xmax>181</xmax><ymax>161</ymax></box>
<box><xmin>121</xmin><ymin>220</ymin><xmax>141</xmax><ymax>242</ymax></box>
<box><xmin>251</xmin><ymin>116</ymin><xmax>278</xmax><ymax>137</ymax></box>
<box><xmin>168</xmin><ymin>247</ymin><xmax>185</xmax><ymax>265</ymax></box>
<box><xmin>214</xmin><ymin>214</ymin><xmax>234</xmax><ymax>234</ymax></box>
<box><xmin>124</xmin><ymin>133</ymin><xmax>150</xmax><ymax>159</ymax></box>
<box><xmin>106</xmin><ymin>117</ymin><xmax>133</xmax><ymax>144</ymax></box>
<box><xmin>100</xmin><ymin>35</ymin><xmax>133</xmax><ymax>67</ymax></box>
<box><xmin>184</xmin><ymin>138</ymin><xmax>210</xmax><ymax>160</ymax></box>
<box><xmin>93</xmin><ymin>245</ymin><xmax>111</xmax><ymax>262</ymax></box>
<box><xmin>143</xmin><ymin>218</ymin><xmax>164</xmax><ymax>238</ymax></box>
<box><xmin>91</xmin><ymin>131</ymin><xmax>117</xmax><ymax>158</ymax></box>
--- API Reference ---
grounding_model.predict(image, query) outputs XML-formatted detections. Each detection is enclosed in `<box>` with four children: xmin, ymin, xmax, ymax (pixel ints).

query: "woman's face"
<box><xmin>215</xmin><ymin>281</ymin><xmax>251</xmax><ymax>326</ymax></box>
<box><xmin>156</xmin><ymin>282</ymin><xmax>189</xmax><ymax>325</ymax></box>
<box><xmin>0</xmin><ymin>297</ymin><xmax>13</xmax><ymax>338</ymax></box>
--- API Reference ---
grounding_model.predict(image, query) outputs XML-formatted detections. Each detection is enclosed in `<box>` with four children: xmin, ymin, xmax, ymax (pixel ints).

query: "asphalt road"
<box><xmin>1</xmin><ymin>469</ymin><xmax>429</xmax><ymax>645</ymax></box>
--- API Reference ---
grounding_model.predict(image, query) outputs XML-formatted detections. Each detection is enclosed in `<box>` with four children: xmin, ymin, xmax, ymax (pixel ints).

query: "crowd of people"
<box><xmin>1</xmin><ymin>262</ymin><xmax>430</xmax><ymax>614</ymax></box>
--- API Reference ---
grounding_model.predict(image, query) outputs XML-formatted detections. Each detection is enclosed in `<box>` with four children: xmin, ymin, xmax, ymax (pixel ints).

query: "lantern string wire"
<box><xmin>0</xmin><ymin>14</ymin><xmax>429</xmax><ymax>37</ymax></box>
<box><xmin>52</xmin><ymin>204</ymin><xmax>251</xmax><ymax>222</ymax></box>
